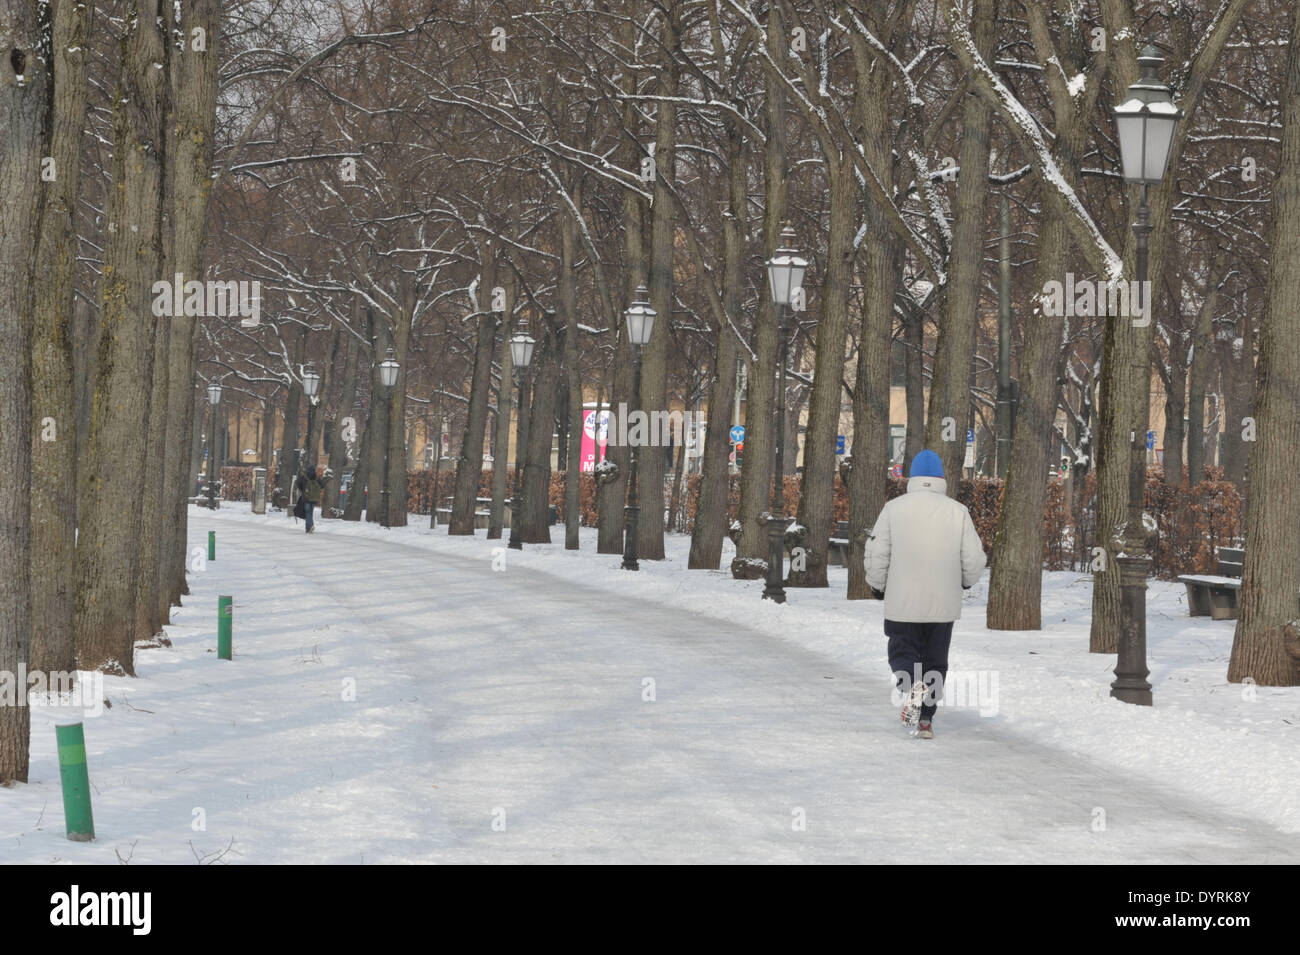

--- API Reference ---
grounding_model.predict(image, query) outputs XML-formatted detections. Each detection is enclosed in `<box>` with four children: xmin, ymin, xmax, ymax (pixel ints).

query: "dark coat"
<box><xmin>297</xmin><ymin>471</ymin><xmax>328</xmax><ymax>504</ymax></box>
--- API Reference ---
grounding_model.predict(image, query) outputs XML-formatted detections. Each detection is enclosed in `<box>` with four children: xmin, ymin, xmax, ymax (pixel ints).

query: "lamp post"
<box><xmin>762</xmin><ymin>223</ymin><xmax>807</xmax><ymax>602</ymax></box>
<box><xmin>507</xmin><ymin>332</ymin><xmax>536</xmax><ymax>550</ymax></box>
<box><xmin>302</xmin><ymin>362</ymin><xmax>321</xmax><ymax>399</ymax></box>
<box><xmin>205</xmin><ymin>381</ymin><xmax>222</xmax><ymax>509</ymax></box>
<box><xmin>378</xmin><ymin>346</ymin><xmax>400</xmax><ymax>528</ymax></box>
<box><xmin>1110</xmin><ymin>44</ymin><xmax>1181</xmax><ymax>706</ymax></box>
<box><xmin>621</xmin><ymin>285</ymin><xmax>657</xmax><ymax>571</ymax></box>
<box><xmin>302</xmin><ymin>362</ymin><xmax>321</xmax><ymax>470</ymax></box>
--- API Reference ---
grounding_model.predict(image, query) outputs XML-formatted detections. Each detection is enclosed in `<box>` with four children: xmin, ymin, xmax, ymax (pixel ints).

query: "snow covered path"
<box><xmin>177</xmin><ymin>515</ymin><xmax>1300</xmax><ymax>862</ymax></box>
<box><xmin>5</xmin><ymin>508</ymin><xmax>1298</xmax><ymax>864</ymax></box>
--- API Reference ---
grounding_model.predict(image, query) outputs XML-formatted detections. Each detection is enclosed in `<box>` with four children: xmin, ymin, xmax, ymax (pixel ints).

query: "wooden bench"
<box><xmin>1216</xmin><ymin>546</ymin><xmax>1244</xmax><ymax>578</ymax></box>
<box><xmin>784</xmin><ymin>522</ymin><xmax>854</xmax><ymax>567</ymax></box>
<box><xmin>436</xmin><ymin>507</ymin><xmax>498</xmax><ymax>530</ymax></box>
<box><xmin>828</xmin><ymin>521</ymin><xmax>853</xmax><ymax>567</ymax></box>
<box><xmin>1178</xmin><ymin>546</ymin><xmax>1244</xmax><ymax>620</ymax></box>
<box><xmin>1179</xmin><ymin>546</ymin><xmax>1300</xmax><ymax>620</ymax></box>
<box><xmin>1177</xmin><ymin>574</ymin><xmax>1242</xmax><ymax>620</ymax></box>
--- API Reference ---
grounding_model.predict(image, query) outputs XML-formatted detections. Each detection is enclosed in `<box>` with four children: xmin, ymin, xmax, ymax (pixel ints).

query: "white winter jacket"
<box><xmin>863</xmin><ymin>476</ymin><xmax>987</xmax><ymax>622</ymax></box>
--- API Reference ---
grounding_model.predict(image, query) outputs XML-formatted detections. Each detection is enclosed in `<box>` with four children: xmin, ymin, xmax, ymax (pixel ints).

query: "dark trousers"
<box><xmin>304</xmin><ymin>500</ymin><xmax>315</xmax><ymax>531</ymax></box>
<box><xmin>886</xmin><ymin>619</ymin><xmax>954</xmax><ymax>722</ymax></box>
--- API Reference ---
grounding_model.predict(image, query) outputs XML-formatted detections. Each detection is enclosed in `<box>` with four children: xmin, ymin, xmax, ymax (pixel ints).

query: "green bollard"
<box><xmin>217</xmin><ymin>595</ymin><xmax>232</xmax><ymax>660</ymax></box>
<box><xmin>208</xmin><ymin>530</ymin><xmax>216</xmax><ymax>561</ymax></box>
<box><xmin>55</xmin><ymin>722</ymin><xmax>95</xmax><ymax>842</ymax></box>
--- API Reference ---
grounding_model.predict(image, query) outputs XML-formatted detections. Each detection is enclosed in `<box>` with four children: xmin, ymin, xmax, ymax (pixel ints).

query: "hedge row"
<box><xmin>216</xmin><ymin>465</ymin><xmax>1242</xmax><ymax>578</ymax></box>
<box><xmin>219</xmin><ymin>465</ymin><xmax>277</xmax><ymax>502</ymax></box>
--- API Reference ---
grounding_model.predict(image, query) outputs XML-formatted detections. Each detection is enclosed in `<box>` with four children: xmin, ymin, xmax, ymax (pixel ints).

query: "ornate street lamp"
<box><xmin>379</xmin><ymin>347</ymin><xmax>400</xmax><ymax>388</ymax></box>
<box><xmin>507</xmin><ymin>332</ymin><xmax>536</xmax><ymax>550</ymax></box>
<box><xmin>378</xmin><ymin>347</ymin><xmax>399</xmax><ymax>527</ymax></box>
<box><xmin>1110</xmin><ymin>44</ymin><xmax>1181</xmax><ymax>706</ymax></box>
<box><xmin>621</xmin><ymin>285</ymin><xmax>657</xmax><ymax>571</ymax></box>
<box><xmin>762</xmin><ymin>223</ymin><xmax>807</xmax><ymax>603</ymax></box>
<box><xmin>1114</xmin><ymin>47</ymin><xmax>1183</xmax><ymax>186</ymax></box>
<box><xmin>302</xmin><ymin>362</ymin><xmax>321</xmax><ymax>398</ymax></box>
<box><xmin>205</xmin><ymin>381</ymin><xmax>223</xmax><ymax>510</ymax></box>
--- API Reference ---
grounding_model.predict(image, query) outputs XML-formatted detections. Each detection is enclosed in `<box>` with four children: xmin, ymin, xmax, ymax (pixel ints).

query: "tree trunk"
<box><xmin>73</xmin><ymin>293</ymin><xmax>96</xmax><ymax>501</ymax></box>
<box><xmin>30</xmin><ymin>0</ymin><xmax>90</xmax><ymax>675</ymax></box>
<box><xmin>734</xmin><ymin>3</ymin><xmax>784</xmax><ymax>568</ymax></box>
<box><xmin>561</xmin><ymin>191</ymin><xmax>581</xmax><ymax>549</ymax></box>
<box><xmin>450</xmin><ymin>253</ymin><xmax>499</xmax><ymax>534</ymax></box>
<box><xmin>364</xmin><ymin>320</ymin><xmax>390</xmax><ymax>524</ymax></box>
<box><xmin>385</xmin><ymin>288</ymin><xmax>413</xmax><ymax>527</ymax></box>
<box><xmin>343</xmin><ymin>405</ymin><xmax>369</xmax><ymax>522</ymax></box>
<box><xmin>521</xmin><ymin>327</ymin><xmax>559</xmax><ymax>543</ymax></box>
<box><xmin>278</xmin><ymin>328</ymin><xmax>306</xmax><ymax>512</ymax></box>
<box><xmin>488</xmin><ymin>304</ymin><xmax>512</xmax><ymax>537</ymax></box>
<box><xmin>986</xmin><ymin>209</ymin><xmax>1069</xmax><ymax>629</ymax></box>
<box><xmin>488</xmin><ymin>293</ymin><xmax>515</xmax><ymax>538</ymax></box>
<box><xmin>847</xmin><ymin>247</ymin><xmax>898</xmax><ymax>600</ymax></box>
<box><xmin>1186</xmin><ymin>266</ymin><xmax>1223</xmax><ymax>485</ymax></box>
<box><xmin>597</xmin><ymin>13</ymin><xmax>641</xmax><ymax>557</ymax></box>
<box><xmin>305</xmin><ymin>326</ymin><xmax>338</xmax><ymax>473</ymax></box>
<box><xmin>260</xmin><ymin>400</ymin><xmax>276</xmax><ymax>474</ymax></box>
<box><xmin>160</xmin><ymin>0</ymin><xmax>220</xmax><ymax>614</ymax></box>
<box><xmin>1161</xmin><ymin>340</ymin><xmax>1187</xmax><ymax>487</ymax></box>
<box><xmin>635</xmin><ymin>3</ymin><xmax>680</xmax><ymax>563</ymax></box>
<box><xmin>0</xmin><ymin>0</ymin><xmax>45</xmax><ymax>781</ymax></box>
<box><xmin>597</xmin><ymin>329</ymin><xmax>631</xmax><ymax>554</ymax></box>
<box><xmin>324</xmin><ymin>317</ymin><xmax>360</xmax><ymax>515</ymax></box>
<box><xmin>1228</xmin><ymin>4</ymin><xmax>1300</xmax><ymax>687</ymax></box>
<box><xmin>789</xmin><ymin>160</ymin><xmax>856</xmax><ymax>588</ymax></box>
<box><xmin>137</xmin><ymin>0</ymin><xmax>176</xmax><ymax>639</ymax></box>
<box><xmin>1219</xmin><ymin>294</ymin><xmax>1253</xmax><ymax>487</ymax></box>
<box><xmin>847</xmin><ymin>50</ymin><xmax>899</xmax><ymax>600</ymax></box>
<box><xmin>924</xmin><ymin>0</ymin><xmax>994</xmax><ymax>490</ymax></box>
<box><xmin>189</xmin><ymin>392</ymin><xmax>205</xmax><ymax>497</ymax></box>
<box><xmin>75</xmin><ymin>0</ymin><xmax>168</xmax><ymax>675</ymax></box>
<box><xmin>135</xmin><ymin>293</ymin><xmax>171</xmax><ymax>640</ymax></box>
<box><xmin>689</xmin><ymin>115</ymin><xmax>744</xmax><ymax>569</ymax></box>
<box><xmin>904</xmin><ymin>303</ymin><xmax>925</xmax><ymax>465</ymax></box>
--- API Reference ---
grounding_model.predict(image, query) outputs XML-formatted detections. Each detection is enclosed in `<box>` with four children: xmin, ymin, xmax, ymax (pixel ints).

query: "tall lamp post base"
<box><xmin>762</xmin><ymin>515</ymin><xmax>790</xmax><ymax>603</ymax></box>
<box><xmin>508</xmin><ymin>497</ymin><xmax>523</xmax><ymax>550</ymax></box>
<box><xmin>621</xmin><ymin>504</ymin><xmax>640</xmax><ymax>571</ymax></box>
<box><xmin>1110</xmin><ymin>551</ymin><xmax>1153</xmax><ymax>705</ymax></box>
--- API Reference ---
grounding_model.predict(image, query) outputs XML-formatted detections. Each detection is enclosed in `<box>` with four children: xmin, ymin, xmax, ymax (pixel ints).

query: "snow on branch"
<box><xmin>940</xmin><ymin>1</ymin><xmax>1123</xmax><ymax>284</ymax></box>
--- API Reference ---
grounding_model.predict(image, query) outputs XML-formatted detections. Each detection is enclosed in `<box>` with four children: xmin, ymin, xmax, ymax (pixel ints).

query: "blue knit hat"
<box><xmin>909</xmin><ymin>449</ymin><xmax>944</xmax><ymax>479</ymax></box>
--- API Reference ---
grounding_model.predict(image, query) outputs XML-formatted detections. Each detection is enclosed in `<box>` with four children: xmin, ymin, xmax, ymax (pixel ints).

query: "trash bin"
<box><xmin>252</xmin><ymin>467</ymin><xmax>267</xmax><ymax>514</ymax></box>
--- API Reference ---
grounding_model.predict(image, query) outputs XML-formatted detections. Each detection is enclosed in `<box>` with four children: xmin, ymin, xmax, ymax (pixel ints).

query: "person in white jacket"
<box><xmin>864</xmin><ymin>449</ymin><xmax>986</xmax><ymax>738</ymax></box>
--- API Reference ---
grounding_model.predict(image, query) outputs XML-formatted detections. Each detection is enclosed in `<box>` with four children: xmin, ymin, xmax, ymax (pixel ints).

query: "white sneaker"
<box><xmin>900</xmin><ymin>679</ymin><xmax>927</xmax><ymax>727</ymax></box>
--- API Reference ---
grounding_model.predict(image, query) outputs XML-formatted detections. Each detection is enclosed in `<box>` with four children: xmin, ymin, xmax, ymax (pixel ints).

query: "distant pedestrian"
<box><xmin>295</xmin><ymin>465</ymin><xmax>329</xmax><ymax>534</ymax></box>
<box><xmin>864</xmin><ymin>450</ymin><xmax>986</xmax><ymax>739</ymax></box>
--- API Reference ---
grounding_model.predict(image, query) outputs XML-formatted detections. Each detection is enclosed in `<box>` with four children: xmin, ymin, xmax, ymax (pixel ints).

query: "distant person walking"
<box><xmin>295</xmin><ymin>465</ymin><xmax>329</xmax><ymax>534</ymax></box>
<box><xmin>864</xmin><ymin>449</ymin><xmax>986</xmax><ymax>739</ymax></box>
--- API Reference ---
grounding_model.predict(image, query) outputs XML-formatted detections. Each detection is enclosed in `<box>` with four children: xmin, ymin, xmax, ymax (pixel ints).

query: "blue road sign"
<box><xmin>1146</xmin><ymin>430</ymin><xmax>1156</xmax><ymax>451</ymax></box>
<box><xmin>836</xmin><ymin>435</ymin><xmax>846</xmax><ymax>455</ymax></box>
<box><xmin>730</xmin><ymin>425</ymin><xmax>745</xmax><ymax>445</ymax></box>
<box><xmin>966</xmin><ymin>428</ymin><xmax>975</xmax><ymax>444</ymax></box>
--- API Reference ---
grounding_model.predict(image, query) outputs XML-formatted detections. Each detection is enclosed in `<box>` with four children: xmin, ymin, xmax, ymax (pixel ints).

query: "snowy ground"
<box><xmin>3</xmin><ymin>503</ymin><xmax>1298</xmax><ymax>863</ymax></box>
